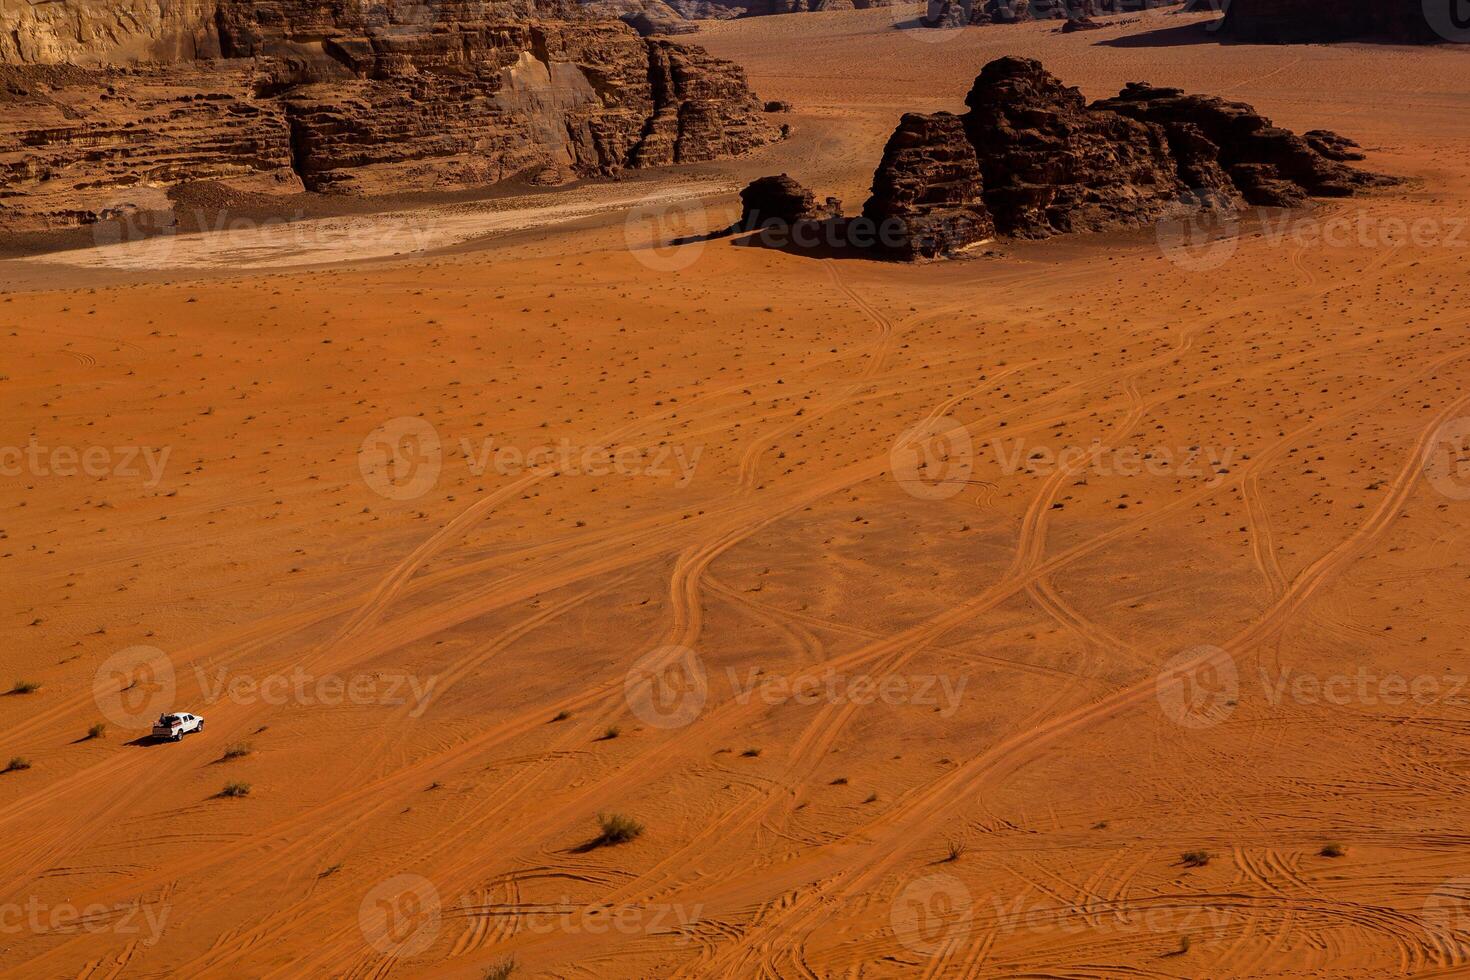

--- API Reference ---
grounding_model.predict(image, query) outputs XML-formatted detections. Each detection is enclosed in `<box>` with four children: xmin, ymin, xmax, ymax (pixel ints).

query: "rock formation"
<box><xmin>1218</xmin><ymin>0</ymin><xmax>1443</xmax><ymax>43</ymax></box>
<box><xmin>739</xmin><ymin>174</ymin><xmax>840</xmax><ymax>228</ymax></box>
<box><xmin>963</xmin><ymin>57</ymin><xmax>1195</xmax><ymax>238</ymax></box>
<box><xmin>857</xmin><ymin>57</ymin><xmax>1389</xmax><ymax>259</ymax></box>
<box><xmin>861</xmin><ymin>113</ymin><xmax>993</xmax><ymax>260</ymax></box>
<box><xmin>0</xmin><ymin>0</ymin><xmax>784</xmax><ymax>231</ymax></box>
<box><xmin>1094</xmin><ymin>82</ymin><xmax>1392</xmax><ymax>206</ymax></box>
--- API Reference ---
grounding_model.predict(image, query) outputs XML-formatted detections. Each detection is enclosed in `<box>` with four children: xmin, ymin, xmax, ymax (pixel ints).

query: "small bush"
<box><xmin>85</xmin><ymin>723</ymin><xmax>107</xmax><ymax>740</ymax></box>
<box><xmin>551</xmin><ymin>710</ymin><xmax>571</xmax><ymax>722</ymax></box>
<box><xmin>484</xmin><ymin>958</ymin><xmax>516</xmax><ymax>980</ymax></box>
<box><xmin>1178</xmin><ymin>935</ymin><xmax>1192</xmax><ymax>954</ymax></box>
<box><xmin>599</xmin><ymin>725</ymin><xmax>621</xmax><ymax>741</ymax></box>
<box><xmin>944</xmin><ymin>839</ymin><xmax>966</xmax><ymax>863</ymax></box>
<box><xmin>1320</xmin><ymin>842</ymin><xmax>1346</xmax><ymax>858</ymax></box>
<box><xmin>1181</xmin><ymin>850</ymin><xmax>1210</xmax><ymax>868</ymax></box>
<box><xmin>221</xmin><ymin>742</ymin><xmax>253</xmax><ymax>760</ymax></box>
<box><xmin>220</xmin><ymin>781</ymin><xmax>252</xmax><ymax>798</ymax></box>
<box><xmin>10</xmin><ymin>680</ymin><xmax>39</xmax><ymax>695</ymax></box>
<box><xmin>4</xmin><ymin>757</ymin><xmax>31</xmax><ymax>772</ymax></box>
<box><xmin>741</xmin><ymin>747</ymin><xmax>761</xmax><ymax>758</ymax></box>
<box><xmin>595</xmin><ymin>812</ymin><xmax>644</xmax><ymax>846</ymax></box>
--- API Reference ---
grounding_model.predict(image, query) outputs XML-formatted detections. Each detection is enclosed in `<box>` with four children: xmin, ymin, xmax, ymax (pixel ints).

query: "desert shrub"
<box><xmin>484</xmin><ymin>958</ymin><xmax>516</xmax><ymax>980</ymax></box>
<box><xmin>220</xmin><ymin>781</ymin><xmax>252</xmax><ymax>798</ymax></box>
<box><xmin>595</xmin><ymin>812</ymin><xmax>644</xmax><ymax>846</ymax></box>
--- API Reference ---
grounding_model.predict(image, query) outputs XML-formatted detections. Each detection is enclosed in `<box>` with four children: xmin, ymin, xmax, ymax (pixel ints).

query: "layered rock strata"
<box><xmin>0</xmin><ymin>0</ymin><xmax>783</xmax><ymax>230</ymax></box>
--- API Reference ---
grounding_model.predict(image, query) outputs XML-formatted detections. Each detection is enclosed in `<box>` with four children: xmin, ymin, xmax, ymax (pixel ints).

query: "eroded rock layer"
<box><xmin>0</xmin><ymin>0</ymin><xmax>783</xmax><ymax>230</ymax></box>
<box><xmin>860</xmin><ymin>57</ymin><xmax>1388</xmax><ymax>259</ymax></box>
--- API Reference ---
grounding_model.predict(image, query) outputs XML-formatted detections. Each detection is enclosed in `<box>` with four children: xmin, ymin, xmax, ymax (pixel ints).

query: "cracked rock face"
<box><xmin>0</xmin><ymin>0</ymin><xmax>783</xmax><ymax>230</ymax></box>
<box><xmin>860</xmin><ymin>57</ymin><xmax>1390</xmax><ymax>260</ymax></box>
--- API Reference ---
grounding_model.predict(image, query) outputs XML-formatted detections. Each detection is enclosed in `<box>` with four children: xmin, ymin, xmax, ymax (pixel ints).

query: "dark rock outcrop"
<box><xmin>861</xmin><ymin>112</ymin><xmax>994</xmax><ymax>260</ymax></box>
<box><xmin>740</xmin><ymin>174</ymin><xmax>840</xmax><ymax>228</ymax></box>
<box><xmin>962</xmin><ymin>57</ymin><xmax>1187</xmax><ymax>238</ymax></box>
<box><xmin>0</xmin><ymin>0</ymin><xmax>784</xmax><ymax>230</ymax></box>
<box><xmin>855</xmin><ymin>57</ymin><xmax>1388</xmax><ymax>259</ymax></box>
<box><xmin>1093</xmin><ymin>82</ymin><xmax>1395</xmax><ymax>206</ymax></box>
<box><xmin>1218</xmin><ymin>0</ymin><xmax>1443</xmax><ymax>43</ymax></box>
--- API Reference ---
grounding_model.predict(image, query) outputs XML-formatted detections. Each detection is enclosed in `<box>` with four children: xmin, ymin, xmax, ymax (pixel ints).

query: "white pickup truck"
<box><xmin>152</xmin><ymin>712</ymin><xmax>204</xmax><ymax>741</ymax></box>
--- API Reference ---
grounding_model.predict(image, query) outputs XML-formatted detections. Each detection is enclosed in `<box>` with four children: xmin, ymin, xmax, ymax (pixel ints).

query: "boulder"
<box><xmin>740</xmin><ymin>174</ymin><xmax>840</xmax><ymax>228</ymax></box>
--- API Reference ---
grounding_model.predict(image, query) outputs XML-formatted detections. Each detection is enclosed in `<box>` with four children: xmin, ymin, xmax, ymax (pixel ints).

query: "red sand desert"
<box><xmin>3</xmin><ymin>7</ymin><xmax>1470</xmax><ymax>978</ymax></box>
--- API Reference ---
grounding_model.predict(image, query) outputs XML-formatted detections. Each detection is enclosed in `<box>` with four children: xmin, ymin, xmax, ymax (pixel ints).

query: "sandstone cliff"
<box><xmin>0</xmin><ymin>0</ymin><xmax>784</xmax><ymax>231</ymax></box>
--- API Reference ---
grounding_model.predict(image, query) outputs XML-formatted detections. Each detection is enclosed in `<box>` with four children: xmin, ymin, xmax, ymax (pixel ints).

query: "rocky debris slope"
<box><xmin>0</xmin><ymin>0</ymin><xmax>783</xmax><ymax>231</ymax></box>
<box><xmin>1219</xmin><ymin>0</ymin><xmax>1442</xmax><ymax>43</ymax></box>
<box><xmin>850</xmin><ymin>57</ymin><xmax>1389</xmax><ymax>259</ymax></box>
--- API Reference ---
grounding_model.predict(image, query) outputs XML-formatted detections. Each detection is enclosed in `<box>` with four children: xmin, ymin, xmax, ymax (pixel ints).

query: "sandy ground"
<box><xmin>4</xmin><ymin>8</ymin><xmax>1470</xmax><ymax>978</ymax></box>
